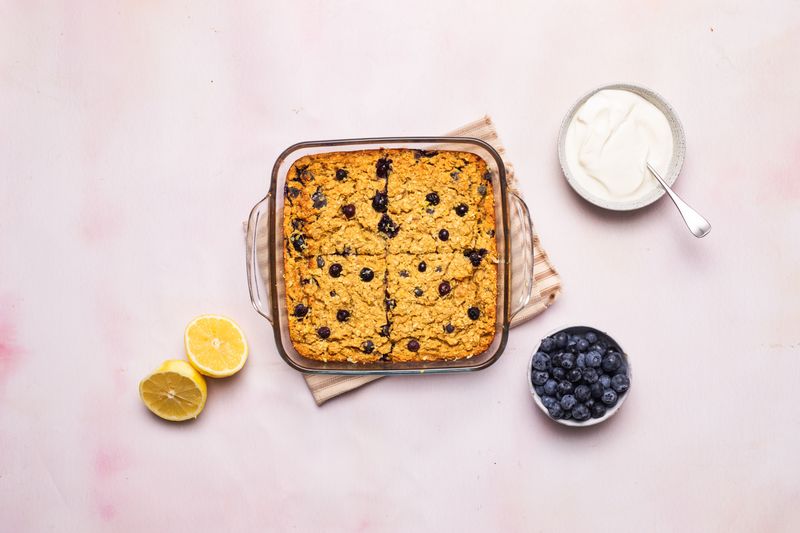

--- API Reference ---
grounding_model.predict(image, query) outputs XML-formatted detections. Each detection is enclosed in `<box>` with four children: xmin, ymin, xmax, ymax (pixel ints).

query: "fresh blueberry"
<box><xmin>572</xmin><ymin>403</ymin><xmax>591</xmax><ymax>421</ymax></box>
<box><xmin>467</xmin><ymin>307</ymin><xmax>480</xmax><ymax>320</ymax></box>
<box><xmin>407</xmin><ymin>339</ymin><xmax>420</xmax><ymax>352</ymax></box>
<box><xmin>576</xmin><ymin>338</ymin><xmax>590</xmax><ymax>352</ymax></box>
<box><xmin>454</xmin><ymin>204</ymin><xmax>468</xmax><ymax>217</ymax></box>
<box><xmin>551</xmin><ymin>367</ymin><xmax>566</xmax><ymax>381</ymax></box>
<box><xmin>541</xmin><ymin>396</ymin><xmax>558</xmax><ymax>410</ymax></box>
<box><xmin>611</xmin><ymin>374</ymin><xmax>630</xmax><ymax>393</ymax></box>
<box><xmin>548</xmin><ymin>403</ymin><xmax>564</xmax><ymax>419</ymax></box>
<box><xmin>602</xmin><ymin>353</ymin><xmax>622</xmax><ymax>372</ymax></box>
<box><xmin>438</xmin><ymin>229</ymin><xmax>449</xmax><ymax>241</ymax></box>
<box><xmin>540</xmin><ymin>337</ymin><xmax>555</xmax><ymax>353</ymax></box>
<box><xmin>534</xmin><ymin>385</ymin><xmax>544</xmax><ymax>396</ymax></box>
<box><xmin>341</xmin><ymin>204</ymin><xmax>356</xmax><ymax>219</ymax></box>
<box><xmin>335</xmin><ymin>168</ymin><xmax>348</xmax><ymax>181</ymax></box>
<box><xmin>591</xmin><ymin>343</ymin><xmax>607</xmax><ymax>356</ymax></box>
<box><xmin>590</xmin><ymin>402</ymin><xmax>607</xmax><ymax>419</ymax></box>
<box><xmin>551</xmin><ymin>352</ymin><xmax>563</xmax><ymax>368</ymax></box>
<box><xmin>581</xmin><ymin>367</ymin><xmax>599</xmax><ymax>384</ymax></box>
<box><xmin>601</xmin><ymin>389</ymin><xmax>618</xmax><ymax>406</ymax></box>
<box><xmin>574</xmin><ymin>384</ymin><xmax>591</xmax><ymax>402</ymax></box>
<box><xmin>590</xmin><ymin>382</ymin><xmax>604</xmax><ymax>400</ymax></box>
<box><xmin>561</xmin><ymin>353</ymin><xmax>575</xmax><ymax>370</ymax></box>
<box><xmin>426</xmin><ymin>192</ymin><xmax>440</xmax><ymax>205</ymax></box>
<box><xmin>566</xmin><ymin>368</ymin><xmax>582</xmax><ymax>383</ymax></box>
<box><xmin>372</xmin><ymin>191</ymin><xmax>388</xmax><ymax>212</ymax></box>
<box><xmin>585</xmin><ymin>332</ymin><xmax>598</xmax><ymax>344</ymax></box>
<box><xmin>376</xmin><ymin>157</ymin><xmax>392</xmax><ymax>178</ymax></box>
<box><xmin>543</xmin><ymin>379</ymin><xmax>558</xmax><ymax>396</ymax></box>
<box><xmin>362</xmin><ymin>340</ymin><xmax>375</xmax><ymax>354</ymax></box>
<box><xmin>557</xmin><ymin>380</ymin><xmax>574</xmax><ymax>396</ymax></box>
<box><xmin>317</xmin><ymin>326</ymin><xmax>331</xmax><ymax>339</ymax></box>
<box><xmin>531</xmin><ymin>370</ymin><xmax>549</xmax><ymax>386</ymax></box>
<box><xmin>576</xmin><ymin>353</ymin><xmax>586</xmax><ymax>368</ymax></box>
<box><xmin>437</xmin><ymin>281</ymin><xmax>451</xmax><ymax>297</ymax></box>
<box><xmin>585</xmin><ymin>350</ymin><xmax>602</xmax><ymax>368</ymax></box>
<box><xmin>532</xmin><ymin>352</ymin><xmax>551</xmax><ymax>371</ymax></box>
<box><xmin>561</xmin><ymin>395</ymin><xmax>577</xmax><ymax>410</ymax></box>
<box><xmin>555</xmin><ymin>332</ymin><xmax>568</xmax><ymax>348</ymax></box>
<box><xmin>329</xmin><ymin>263</ymin><xmax>343</xmax><ymax>277</ymax></box>
<box><xmin>418</xmin><ymin>261</ymin><xmax>427</xmax><ymax>272</ymax></box>
<box><xmin>444</xmin><ymin>323</ymin><xmax>455</xmax><ymax>333</ymax></box>
<box><xmin>336</xmin><ymin>309</ymin><xmax>350</xmax><ymax>322</ymax></box>
<box><xmin>599</xmin><ymin>374</ymin><xmax>612</xmax><ymax>388</ymax></box>
<box><xmin>359</xmin><ymin>268</ymin><xmax>374</xmax><ymax>282</ymax></box>
<box><xmin>293</xmin><ymin>304</ymin><xmax>308</xmax><ymax>318</ymax></box>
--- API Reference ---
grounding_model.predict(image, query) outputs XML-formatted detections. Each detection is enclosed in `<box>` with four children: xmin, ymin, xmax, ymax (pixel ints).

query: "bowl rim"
<box><xmin>528</xmin><ymin>324</ymin><xmax>632</xmax><ymax>427</ymax></box>
<box><xmin>557</xmin><ymin>82</ymin><xmax>687</xmax><ymax>211</ymax></box>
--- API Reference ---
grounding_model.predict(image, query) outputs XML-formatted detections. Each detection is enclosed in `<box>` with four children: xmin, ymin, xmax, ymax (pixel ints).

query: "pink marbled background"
<box><xmin>1</xmin><ymin>1</ymin><xmax>799</xmax><ymax>531</ymax></box>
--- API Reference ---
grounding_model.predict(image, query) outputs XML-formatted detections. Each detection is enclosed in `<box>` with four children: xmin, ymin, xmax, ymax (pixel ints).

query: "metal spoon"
<box><xmin>647</xmin><ymin>162</ymin><xmax>711</xmax><ymax>238</ymax></box>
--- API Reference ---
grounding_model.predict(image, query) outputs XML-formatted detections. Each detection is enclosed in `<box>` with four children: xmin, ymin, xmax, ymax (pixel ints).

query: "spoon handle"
<box><xmin>647</xmin><ymin>163</ymin><xmax>712</xmax><ymax>238</ymax></box>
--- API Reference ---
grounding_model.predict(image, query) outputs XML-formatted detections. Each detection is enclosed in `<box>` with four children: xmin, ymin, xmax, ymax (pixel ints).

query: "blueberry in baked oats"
<box><xmin>317</xmin><ymin>326</ymin><xmax>331</xmax><ymax>339</ymax></box>
<box><xmin>362</xmin><ymin>340</ymin><xmax>375</xmax><ymax>354</ymax></box>
<box><xmin>372</xmin><ymin>191</ymin><xmax>388</xmax><ymax>213</ymax></box>
<box><xmin>328</xmin><ymin>263</ymin><xmax>343</xmax><ymax>278</ymax></box>
<box><xmin>407</xmin><ymin>339</ymin><xmax>420</xmax><ymax>352</ymax></box>
<box><xmin>377</xmin><ymin>214</ymin><xmax>399</xmax><ymax>238</ymax></box>
<box><xmin>376</xmin><ymin>157</ymin><xmax>392</xmax><ymax>178</ymax></box>
<box><xmin>455</xmin><ymin>203</ymin><xmax>469</xmax><ymax>217</ymax></box>
<box><xmin>341</xmin><ymin>204</ymin><xmax>356</xmax><ymax>219</ymax></box>
<box><xmin>417</xmin><ymin>261</ymin><xmax>427</xmax><ymax>272</ymax></box>
<box><xmin>437</xmin><ymin>281</ymin><xmax>451</xmax><ymax>297</ymax></box>
<box><xmin>335</xmin><ymin>168</ymin><xmax>348</xmax><ymax>181</ymax></box>
<box><xmin>293</xmin><ymin>304</ymin><xmax>308</xmax><ymax>318</ymax></box>
<box><xmin>336</xmin><ymin>309</ymin><xmax>350</xmax><ymax>322</ymax></box>
<box><xmin>359</xmin><ymin>268</ymin><xmax>375</xmax><ymax>282</ymax></box>
<box><xmin>426</xmin><ymin>192</ymin><xmax>440</xmax><ymax>205</ymax></box>
<box><xmin>467</xmin><ymin>307</ymin><xmax>481</xmax><ymax>320</ymax></box>
<box><xmin>311</xmin><ymin>188</ymin><xmax>327</xmax><ymax>209</ymax></box>
<box><xmin>438</xmin><ymin>229</ymin><xmax>449</xmax><ymax>241</ymax></box>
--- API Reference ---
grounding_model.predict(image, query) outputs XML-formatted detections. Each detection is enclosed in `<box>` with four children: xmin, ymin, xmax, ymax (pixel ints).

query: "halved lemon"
<box><xmin>185</xmin><ymin>315</ymin><xmax>248</xmax><ymax>377</ymax></box>
<box><xmin>139</xmin><ymin>359</ymin><xmax>207</xmax><ymax>421</ymax></box>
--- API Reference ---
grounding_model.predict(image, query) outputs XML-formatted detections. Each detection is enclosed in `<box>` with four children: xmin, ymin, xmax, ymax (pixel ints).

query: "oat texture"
<box><xmin>283</xmin><ymin>149</ymin><xmax>497</xmax><ymax>363</ymax></box>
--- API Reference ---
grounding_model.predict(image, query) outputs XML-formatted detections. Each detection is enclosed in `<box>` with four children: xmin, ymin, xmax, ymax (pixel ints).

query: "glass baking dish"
<box><xmin>246</xmin><ymin>137</ymin><xmax>534</xmax><ymax>375</ymax></box>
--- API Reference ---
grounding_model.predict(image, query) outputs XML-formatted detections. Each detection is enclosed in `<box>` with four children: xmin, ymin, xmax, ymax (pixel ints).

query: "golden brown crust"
<box><xmin>282</xmin><ymin>149</ymin><xmax>497</xmax><ymax>363</ymax></box>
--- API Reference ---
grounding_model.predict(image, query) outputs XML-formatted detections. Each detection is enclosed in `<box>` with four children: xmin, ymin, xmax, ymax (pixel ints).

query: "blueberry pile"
<box><xmin>531</xmin><ymin>329</ymin><xmax>630</xmax><ymax>423</ymax></box>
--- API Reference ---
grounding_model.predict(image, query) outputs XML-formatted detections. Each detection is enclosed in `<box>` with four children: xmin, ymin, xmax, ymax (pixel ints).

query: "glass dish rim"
<box><xmin>264</xmin><ymin>137</ymin><xmax>511</xmax><ymax>375</ymax></box>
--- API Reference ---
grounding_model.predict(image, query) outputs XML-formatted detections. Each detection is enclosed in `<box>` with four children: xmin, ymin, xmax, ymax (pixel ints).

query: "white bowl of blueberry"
<box><xmin>529</xmin><ymin>326</ymin><xmax>631</xmax><ymax>426</ymax></box>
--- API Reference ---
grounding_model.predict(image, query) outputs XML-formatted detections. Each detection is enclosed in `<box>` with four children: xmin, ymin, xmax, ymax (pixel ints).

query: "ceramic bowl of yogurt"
<box><xmin>558</xmin><ymin>83</ymin><xmax>686</xmax><ymax>211</ymax></box>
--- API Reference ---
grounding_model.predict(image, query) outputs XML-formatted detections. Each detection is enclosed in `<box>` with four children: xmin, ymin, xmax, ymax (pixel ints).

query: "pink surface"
<box><xmin>1</xmin><ymin>1</ymin><xmax>799</xmax><ymax>531</ymax></box>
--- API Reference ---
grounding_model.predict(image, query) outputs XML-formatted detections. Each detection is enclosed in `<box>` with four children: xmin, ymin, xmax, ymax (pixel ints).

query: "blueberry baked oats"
<box><xmin>284</xmin><ymin>149</ymin><xmax>497</xmax><ymax>363</ymax></box>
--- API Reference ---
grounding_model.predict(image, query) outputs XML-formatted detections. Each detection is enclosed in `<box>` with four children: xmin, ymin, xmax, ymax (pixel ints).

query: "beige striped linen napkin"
<box><xmin>295</xmin><ymin>116</ymin><xmax>562</xmax><ymax>404</ymax></box>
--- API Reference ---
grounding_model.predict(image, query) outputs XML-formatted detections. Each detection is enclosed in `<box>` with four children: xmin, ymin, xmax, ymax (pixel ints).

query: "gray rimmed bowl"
<box><xmin>529</xmin><ymin>325</ymin><xmax>632</xmax><ymax>427</ymax></box>
<box><xmin>557</xmin><ymin>83</ymin><xmax>686</xmax><ymax>211</ymax></box>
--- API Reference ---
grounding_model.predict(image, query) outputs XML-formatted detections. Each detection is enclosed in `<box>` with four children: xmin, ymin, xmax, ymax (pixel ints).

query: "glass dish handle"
<box><xmin>246</xmin><ymin>194</ymin><xmax>273</xmax><ymax>324</ymax></box>
<box><xmin>509</xmin><ymin>190</ymin><xmax>534</xmax><ymax>320</ymax></box>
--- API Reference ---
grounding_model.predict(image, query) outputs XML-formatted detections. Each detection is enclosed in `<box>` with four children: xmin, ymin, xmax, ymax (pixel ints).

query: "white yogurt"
<box><xmin>564</xmin><ymin>89</ymin><xmax>673</xmax><ymax>203</ymax></box>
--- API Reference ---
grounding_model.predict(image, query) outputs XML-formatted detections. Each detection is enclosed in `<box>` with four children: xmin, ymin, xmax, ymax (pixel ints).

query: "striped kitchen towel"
<box><xmin>299</xmin><ymin>116</ymin><xmax>562</xmax><ymax>404</ymax></box>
